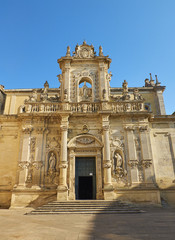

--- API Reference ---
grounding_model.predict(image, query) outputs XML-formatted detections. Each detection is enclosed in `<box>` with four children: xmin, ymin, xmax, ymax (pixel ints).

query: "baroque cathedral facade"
<box><xmin>0</xmin><ymin>41</ymin><xmax>175</xmax><ymax>208</ymax></box>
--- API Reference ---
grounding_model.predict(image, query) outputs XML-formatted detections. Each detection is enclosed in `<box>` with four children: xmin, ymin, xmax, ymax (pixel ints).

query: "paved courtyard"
<box><xmin>0</xmin><ymin>206</ymin><xmax>175</xmax><ymax>240</ymax></box>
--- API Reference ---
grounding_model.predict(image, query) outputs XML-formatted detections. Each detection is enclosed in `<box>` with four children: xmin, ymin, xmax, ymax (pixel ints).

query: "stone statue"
<box><xmin>83</xmin><ymin>81</ymin><xmax>88</xmax><ymax>99</ymax></box>
<box><xmin>25</xmin><ymin>89</ymin><xmax>37</xmax><ymax>103</ymax></box>
<box><xmin>41</xmin><ymin>81</ymin><xmax>49</xmax><ymax>101</ymax></box>
<box><xmin>30</xmin><ymin>89</ymin><xmax>37</xmax><ymax>102</ymax></box>
<box><xmin>106</xmin><ymin>71</ymin><xmax>112</xmax><ymax>82</ymax></box>
<box><xmin>114</xmin><ymin>152</ymin><xmax>123</xmax><ymax>169</ymax></box>
<box><xmin>122</xmin><ymin>80</ymin><xmax>128</xmax><ymax>94</ymax></box>
<box><xmin>49</xmin><ymin>152</ymin><xmax>56</xmax><ymax>171</ymax></box>
<box><xmin>122</xmin><ymin>80</ymin><xmax>130</xmax><ymax>100</ymax></box>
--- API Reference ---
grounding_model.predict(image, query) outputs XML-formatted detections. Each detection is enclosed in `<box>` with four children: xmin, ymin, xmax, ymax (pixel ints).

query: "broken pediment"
<box><xmin>73</xmin><ymin>41</ymin><xmax>96</xmax><ymax>58</ymax></box>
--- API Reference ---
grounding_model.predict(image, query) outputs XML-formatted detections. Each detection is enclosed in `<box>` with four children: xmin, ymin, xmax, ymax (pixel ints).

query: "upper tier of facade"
<box><xmin>0</xmin><ymin>41</ymin><xmax>166</xmax><ymax>116</ymax></box>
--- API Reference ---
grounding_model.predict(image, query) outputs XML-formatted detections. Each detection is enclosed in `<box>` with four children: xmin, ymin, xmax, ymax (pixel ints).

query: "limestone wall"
<box><xmin>0</xmin><ymin>118</ymin><xmax>20</xmax><ymax>207</ymax></box>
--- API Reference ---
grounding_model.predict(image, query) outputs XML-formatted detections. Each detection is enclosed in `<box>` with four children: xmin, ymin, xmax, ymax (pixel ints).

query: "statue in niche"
<box><xmin>114</xmin><ymin>152</ymin><xmax>123</xmax><ymax>169</ymax></box>
<box><xmin>49</xmin><ymin>152</ymin><xmax>56</xmax><ymax>171</ymax></box>
<box><xmin>113</xmin><ymin>152</ymin><xmax>127</xmax><ymax>180</ymax></box>
<box><xmin>80</xmin><ymin>81</ymin><xmax>92</xmax><ymax>101</ymax></box>
<box><xmin>83</xmin><ymin>81</ymin><xmax>88</xmax><ymax>99</ymax></box>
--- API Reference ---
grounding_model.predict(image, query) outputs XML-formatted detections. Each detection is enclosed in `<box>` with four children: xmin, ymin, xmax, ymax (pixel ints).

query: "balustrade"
<box><xmin>19</xmin><ymin>101</ymin><xmax>148</xmax><ymax>114</ymax></box>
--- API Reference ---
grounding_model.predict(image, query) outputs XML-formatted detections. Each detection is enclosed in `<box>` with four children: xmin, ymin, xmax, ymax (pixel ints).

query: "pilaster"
<box><xmin>57</xmin><ymin>115</ymin><xmax>69</xmax><ymax>200</ymax></box>
<box><xmin>124</xmin><ymin>126</ymin><xmax>138</xmax><ymax>183</ymax></box>
<box><xmin>102</xmin><ymin>115</ymin><xmax>114</xmax><ymax>199</ymax></box>
<box><xmin>139</xmin><ymin>126</ymin><xmax>155</xmax><ymax>184</ymax></box>
<box><xmin>155</xmin><ymin>88</ymin><xmax>166</xmax><ymax>115</ymax></box>
<box><xmin>17</xmin><ymin>125</ymin><xmax>33</xmax><ymax>188</ymax></box>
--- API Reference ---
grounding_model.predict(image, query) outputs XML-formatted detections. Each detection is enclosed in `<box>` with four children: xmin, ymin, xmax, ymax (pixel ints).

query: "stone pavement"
<box><xmin>0</xmin><ymin>206</ymin><xmax>175</xmax><ymax>240</ymax></box>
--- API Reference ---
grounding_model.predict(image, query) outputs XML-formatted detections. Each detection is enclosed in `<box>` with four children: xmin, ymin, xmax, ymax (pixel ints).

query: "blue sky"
<box><xmin>0</xmin><ymin>0</ymin><xmax>175</xmax><ymax>114</ymax></box>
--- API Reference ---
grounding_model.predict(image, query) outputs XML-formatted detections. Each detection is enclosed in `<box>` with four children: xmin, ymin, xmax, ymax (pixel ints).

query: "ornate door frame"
<box><xmin>68</xmin><ymin>134</ymin><xmax>103</xmax><ymax>200</ymax></box>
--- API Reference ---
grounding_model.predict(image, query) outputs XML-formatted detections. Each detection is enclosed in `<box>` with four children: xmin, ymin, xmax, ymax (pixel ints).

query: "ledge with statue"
<box><xmin>18</xmin><ymin>80</ymin><xmax>150</xmax><ymax>115</ymax></box>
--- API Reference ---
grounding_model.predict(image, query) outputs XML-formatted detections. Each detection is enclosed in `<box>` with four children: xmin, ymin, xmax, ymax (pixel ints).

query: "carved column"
<box><xmin>102</xmin><ymin>116</ymin><xmax>113</xmax><ymax>199</ymax></box>
<box><xmin>125</xmin><ymin>126</ymin><xmax>138</xmax><ymax>183</ymax></box>
<box><xmin>57</xmin><ymin>115</ymin><xmax>69</xmax><ymax>200</ymax></box>
<box><xmin>17</xmin><ymin>126</ymin><xmax>33</xmax><ymax>188</ymax></box>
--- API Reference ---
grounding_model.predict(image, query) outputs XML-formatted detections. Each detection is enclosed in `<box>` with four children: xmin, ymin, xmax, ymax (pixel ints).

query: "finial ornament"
<box><xmin>155</xmin><ymin>75</ymin><xmax>161</xmax><ymax>86</ymax></box>
<box><xmin>66</xmin><ymin>46</ymin><xmax>71</xmax><ymax>56</ymax></box>
<box><xmin>44</xmin><ymin>81</ymin><xmax>49</xmax><ymax>88</ymax></box>
<box><xmin>149</xmin><ymin>73</ymin><xmax>155</xmax><ymax>86</ymax></box>
<box><xmin>99</xmin><ymin>46</ymin><xmax>104</xmax><ymax>56</ymax></box>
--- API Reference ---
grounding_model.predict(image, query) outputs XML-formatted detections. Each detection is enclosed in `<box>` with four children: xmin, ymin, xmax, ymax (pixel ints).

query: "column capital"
<box><xmin>35</xmin><ymin>127</ymin><xmax>46</xmax><ymax>134</ymax></box>
<box><xmin>59</xmin><ymin>162</ymin><xmax>68</xmax><ymax>169</ymax></box>
<box><xmin>60</xmin><ymin>125</ymin><xmax>68</xmax><ymax>131</ymax></box>
<box><xmin>138</xmin><ymin>125</ymin><xmax>148</xmax><ymax>132</ymax></box>
<box><xmin>18</xmin><ymin>161</ymin><xmax>31</xmax><ymax>170</ymax></box>
<box><xmin>103</xmin><ymin>160</ymin><xmax>112</xmax><ymax>168</ymax></box>
<box><xmin>22</xmin><ymin>125</ymin><xmax>33</xmax><ymax>134</ymax></box>
<box><xmin>102</xmin><ymin>115</ymin><xmax>109</xmax><ymax>122</ymax></box>
<box><xmin>123</xmin><ymin>126</ymin><xmax>134</xmax><ymax>131</ymax></box>
<box><xmin>32</xmin><ymin>161</ymin><xmax>43</xmax><ymax>170</ymax></box>
<box><xmin>102</xmin><ymin>125</ymin><xmax>109</xmax><ymax>131</ymax></box>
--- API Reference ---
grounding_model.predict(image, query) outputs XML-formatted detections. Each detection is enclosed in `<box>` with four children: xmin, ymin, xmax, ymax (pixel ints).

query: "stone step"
<box><xmin>29</xmin><ymin>211</ymin><xmax>142</xmax><ymax>214</ymax></box>
<box><xmin>27</xmin><ymin>200</ymin><xmax>143</xmax><ymax>215</ymax></box>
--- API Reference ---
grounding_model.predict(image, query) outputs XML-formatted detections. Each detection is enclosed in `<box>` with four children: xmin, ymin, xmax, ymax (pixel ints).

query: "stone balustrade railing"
<box><xmin>19</xmin><ymin>101</ymin><xmax>148</xmax><ymax>114</ymax></box>
<box><xmin>110</xmin><ymin>102</ymin><xmax>145</xmax><ymax>112</ymax></box>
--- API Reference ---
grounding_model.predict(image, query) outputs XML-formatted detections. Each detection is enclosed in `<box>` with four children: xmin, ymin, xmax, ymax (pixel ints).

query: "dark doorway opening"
<box><xmin>78</xmin><ymin>176</ymin><xmax>93</xmax><ymax>200</ymax></box>
<box><xmin>75</xmin><ymin>157</ymin><xmax>96</xmax><ymax>200</ymax></box>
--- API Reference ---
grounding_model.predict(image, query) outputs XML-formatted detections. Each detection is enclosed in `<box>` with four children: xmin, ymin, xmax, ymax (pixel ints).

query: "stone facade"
<box><xmin>0</xmin><ymin>41</ymin><xmax>175</xmax><ymax>208</ymax></box>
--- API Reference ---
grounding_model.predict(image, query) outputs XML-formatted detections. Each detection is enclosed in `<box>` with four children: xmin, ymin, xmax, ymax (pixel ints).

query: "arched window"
<box><xmin>79</xmin><ymin>78</ymin><xmax>92</xmax><ymax>101</ymax></box>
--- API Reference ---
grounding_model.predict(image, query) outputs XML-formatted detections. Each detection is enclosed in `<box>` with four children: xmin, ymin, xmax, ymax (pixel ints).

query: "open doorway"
<box><xmin>75</xmin><ymin>157</ymin><xmax>96</xmax><ymax>200</ymax></box>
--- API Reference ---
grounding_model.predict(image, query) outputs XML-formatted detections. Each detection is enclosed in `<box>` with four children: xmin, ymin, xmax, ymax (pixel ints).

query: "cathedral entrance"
<box><xmin>75</xmin><ymin>157</ymin><xmax>96</xmax><ymax>200</ymax></box>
